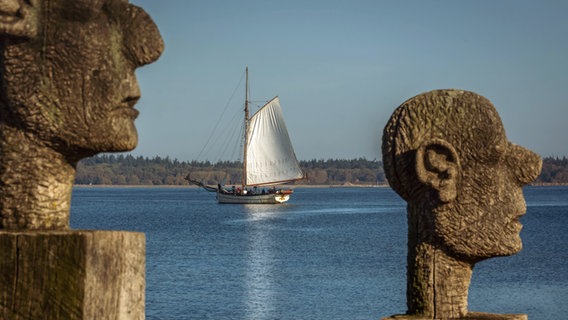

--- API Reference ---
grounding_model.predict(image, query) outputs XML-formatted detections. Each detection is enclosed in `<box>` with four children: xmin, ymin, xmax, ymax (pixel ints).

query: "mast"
<box><xmin>242</xmin><ymin>67</ymin><xmax>249</xmax><ymax>191</ymax></box>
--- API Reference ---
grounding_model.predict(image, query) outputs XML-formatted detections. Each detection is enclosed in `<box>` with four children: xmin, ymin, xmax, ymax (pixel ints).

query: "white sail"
<box><xmin>246</xmin><ymin>97</ymin><xmax>304</xmax><ymax>186</ymax></box>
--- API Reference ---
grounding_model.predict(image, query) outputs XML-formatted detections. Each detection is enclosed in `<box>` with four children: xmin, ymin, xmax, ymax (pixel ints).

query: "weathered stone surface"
<box><xmin>0</xmin><ymin>230</ymin><xmax>146</xmax><ymax>320</ymax></box>
<box><xmin>0</xmin><ymin>0</ymin><xmax>163</xmax><ymax>230</ymax></box>
<box><xmin>0</xmin><ymin>1</ymin><xmax>161</xmax><ymax>318</ymax></box>
<box><xmin>381</xmin><ymin>89</ymin><xmax>541</xmax><ymax>319</ymax></box>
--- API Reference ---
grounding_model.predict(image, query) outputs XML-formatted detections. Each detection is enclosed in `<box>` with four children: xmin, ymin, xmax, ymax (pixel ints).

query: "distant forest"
<box><xmin>74</xmin><ymin>154</ymin><xmax>568</xmax><ymax>186</ymax></box>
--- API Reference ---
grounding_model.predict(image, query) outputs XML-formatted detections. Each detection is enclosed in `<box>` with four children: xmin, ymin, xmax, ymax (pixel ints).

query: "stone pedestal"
<box><xmin>382</xmin><ymin>312</ymin><xmax>528</xmax><ymax>320</ymax></box>
<box><xmin>0</xmin><ymin>230</ymin><xmax>145</xmax><ymax>320</ymax></box>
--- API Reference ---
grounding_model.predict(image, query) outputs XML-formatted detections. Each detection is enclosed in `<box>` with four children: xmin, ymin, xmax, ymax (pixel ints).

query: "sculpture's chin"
<box><xmin>109</xmin><ymin>112</ymin><xmax>139</xmax><ymax>150</ymax></box>
<box><xmin>82</xmin><ymin>118</ymin><xmax>139</xmax><ymax>153</ymax></box>
<box><xmin>105</xmin><ymin>134</ymin><xmax>138</xmax><ymax>152</ymax></box>
<box><xmin>104</xmin><ymin>120</ymin><xmax>139</xmax><ymax>152</ymax></box>
<box><xmin>503</xmin><ymin>235</ymin><xmax>523</xmax><ymax>256</ymax></box>
<box><xmin>441</xmin><ymin>233</ymin><xmax>523</xmax><ymax>262</ymax></box>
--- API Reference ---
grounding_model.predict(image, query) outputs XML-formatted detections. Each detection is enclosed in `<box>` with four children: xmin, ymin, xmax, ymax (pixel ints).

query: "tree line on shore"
<box><xmin>74</xmin><ymin>154</ymin><xmax>568</xmax><ymax>186</ymax></box>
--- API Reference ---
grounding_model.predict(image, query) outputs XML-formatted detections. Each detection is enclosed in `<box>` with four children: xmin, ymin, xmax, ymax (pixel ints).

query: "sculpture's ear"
<box><xmin>415</xmin><ymin>138</ymin><xmax>460</xmax><ymax>203</ymax></box>
<box><xmin>0</xmin><ymin>0</ymin><xmax>39</xmax><ymax>39</ymax></box>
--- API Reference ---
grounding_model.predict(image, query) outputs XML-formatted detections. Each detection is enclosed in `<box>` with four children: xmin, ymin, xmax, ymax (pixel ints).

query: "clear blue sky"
<box><xmin>129</xmin><ymin>0</ymin><xmax>568</xmax><ymax>162</ymax></box>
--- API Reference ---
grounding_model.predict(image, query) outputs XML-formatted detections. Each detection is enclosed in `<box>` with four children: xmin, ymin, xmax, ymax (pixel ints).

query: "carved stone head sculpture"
<box><xmin>382</xmin><ymin>89</ymin><xmax>541</xmax><ymax>319</ymax></box>
<box><xmin>0</xmin><ymin>0</ymin><xmax>163</xmax><ymax>230</ymax></box>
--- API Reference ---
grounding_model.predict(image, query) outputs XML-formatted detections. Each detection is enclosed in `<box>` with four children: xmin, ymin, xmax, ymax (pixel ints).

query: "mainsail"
<box><xmin>245</xmin><ymin>97</ymin><xmax>304</xmax><ymax>186</ymax></box>
<box><xmin>187</xmin><ymin>68</ymin><xmax>304</xmax><ymax>204</ymax></box>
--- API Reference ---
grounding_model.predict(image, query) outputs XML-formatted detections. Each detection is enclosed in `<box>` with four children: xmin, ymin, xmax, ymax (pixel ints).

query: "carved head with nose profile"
<box><xmin>0</xmin><ymin>0</ymin><xmax>163</xmax><ymax>230</ymax></box>
<box><xmin>382</xmin><ymin>89</ymin><xmax>541</xmax><ymax>319</ymax></box>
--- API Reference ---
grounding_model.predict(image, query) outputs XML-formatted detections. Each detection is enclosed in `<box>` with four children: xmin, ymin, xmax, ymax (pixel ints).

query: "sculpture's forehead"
<box><xmin>51</xmin><ymin>0</ymin><xmax>131</xmax><ymax>21</ymax></box>
<box><xmin>35</xmin><ymin>0</ymin><xmax>163</xmax><ymax>68</ymax></box>
<box><xmin>61</xmin><ymin>0</ymin><xmax>128</xmax><ymax>10</ymax></box>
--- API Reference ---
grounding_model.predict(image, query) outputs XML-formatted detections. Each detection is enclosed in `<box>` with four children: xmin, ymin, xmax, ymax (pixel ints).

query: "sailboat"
<box><xmin>186</xmin><ymin>67</ymin><xmax>306</xmax><ymax>204</ymax></box>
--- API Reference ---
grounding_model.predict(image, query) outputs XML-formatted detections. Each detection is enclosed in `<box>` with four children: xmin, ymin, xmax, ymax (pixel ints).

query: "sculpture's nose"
<box><xmin>123</xmin><ymin>71</ymin><xmax>141</xmax><ymax>104</ymax></box>
<box><xmin>123</xmin><ymin>4</ymin><xmax>164</xmax><ymax>68</ymax></box>
<box><xmin>506</xmin><ymin>144</ymin><xmax>542</xmax><ymax>186</ymax></box>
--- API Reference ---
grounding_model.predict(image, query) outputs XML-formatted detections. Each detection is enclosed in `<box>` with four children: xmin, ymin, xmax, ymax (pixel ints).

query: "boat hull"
<box><xmin>217</xmin><ymin>192</ymin><xmax>291</xmax><ymax>204</ymax></box>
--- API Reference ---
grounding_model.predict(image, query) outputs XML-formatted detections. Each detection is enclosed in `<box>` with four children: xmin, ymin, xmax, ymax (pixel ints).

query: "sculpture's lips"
<box><xmin>111</xmin><ymin>106</ymin><xmax>139</xmax><ymax>118</ymax></box>
<box><xmin>511</xmin><ymin>212</ymin><xmax>525</xmax><ymax>231</ymax></box>
<box><xmin>512</xmin><ymin>200</ymin><xmax>527</xmax><ymax>224</ymax></box>
<box><xmin>112</xmin><ymin>99</ymin><xmax>140</xmax><ymax>118</ymax></box>
<box><xmin>513</xmin><ymin>210</ymin><xmax>525</xmax><ymax>221</ymax></box>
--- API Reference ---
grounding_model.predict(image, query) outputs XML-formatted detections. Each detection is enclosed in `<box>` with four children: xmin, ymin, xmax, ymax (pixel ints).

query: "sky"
<box><xmin>128</xmin><ymin>0</ymin><xmax>568</xmax><ymax>162</ymax></box>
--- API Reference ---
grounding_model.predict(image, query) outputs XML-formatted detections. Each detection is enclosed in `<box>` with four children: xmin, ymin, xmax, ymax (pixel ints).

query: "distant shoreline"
<box><xmin>73</xmin><ymin>184</ymin><xmax>390</xmax><ymax>189</ymax></box>
<box><xmin>73</xmin><ymin>183</ymin><xmax>566</xmax><ymax>188</ymax></box>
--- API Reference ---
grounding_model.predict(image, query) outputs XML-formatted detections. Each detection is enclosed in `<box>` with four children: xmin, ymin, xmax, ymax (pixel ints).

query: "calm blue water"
<box><xmin>70</xmin><ymin>186</ymin><xmax>568</xmax><ymax>320</ymax></box>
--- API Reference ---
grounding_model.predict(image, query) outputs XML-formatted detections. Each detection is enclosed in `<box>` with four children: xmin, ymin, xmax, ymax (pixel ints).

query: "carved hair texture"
<box><xmin>382</xmin><ymin>89</ymin><xmax>505</xmax><ymax>202</ymax></box>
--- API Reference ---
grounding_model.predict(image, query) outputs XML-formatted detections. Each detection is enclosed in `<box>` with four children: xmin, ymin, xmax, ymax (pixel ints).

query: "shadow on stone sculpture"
<box><xmin>0</xmin><ymin>0</ymin><xmax>163</xmax><ymax>318</ymax></box>
<box><xmin>381</xmin><ymin>89</ymin><xmax>542</xmax><ymax>320</ymax></box>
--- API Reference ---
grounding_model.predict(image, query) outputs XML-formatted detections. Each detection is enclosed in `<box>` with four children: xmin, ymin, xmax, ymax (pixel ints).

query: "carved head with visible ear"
<box><xmin>382</xmin><ymin>89</ymin><xmax>541</xmax><ymax>261</ymax></box>
<box><xmin>0</xmin><ymin>0</ymin><xmax>164</xmax><ymax>159</ymax></box>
